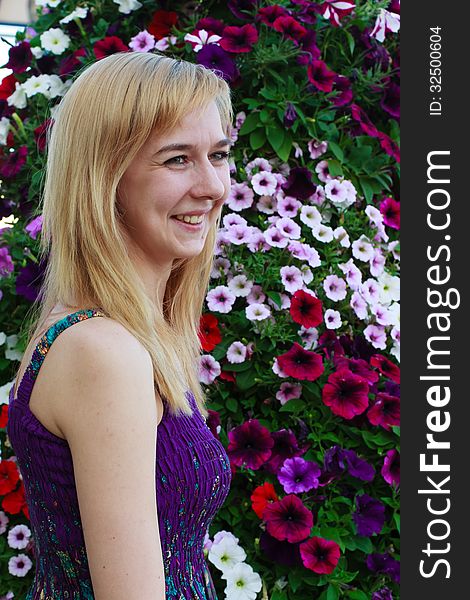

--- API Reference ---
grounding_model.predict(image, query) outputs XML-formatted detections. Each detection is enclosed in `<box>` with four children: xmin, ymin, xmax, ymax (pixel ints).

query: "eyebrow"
<box><xmin>153</xmin><ymin>138</ymin><xmax>233</xmax><ymax>156</ymax></box>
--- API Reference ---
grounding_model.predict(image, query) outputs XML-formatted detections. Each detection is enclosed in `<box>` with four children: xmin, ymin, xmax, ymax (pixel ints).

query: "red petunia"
<box><xmin>322</xmin><ymin>368</ymin><xmax>369</xmax><ymax>419</ymax></box>
<box><xmin>227</xmin><ymin>419</ymin><xmax>274</xmax><ymax>470</ymax></box>
<box><xmin>277</xmin><ymin>343</ymin><xmax>324</xmax><ymax>382</ymax></box>
<box><xmin>307</xmin><ymin>60</ymin><xmax>336</xmax><ymax>93</ymax></box>
<box><xmin>350</xmin><ymin>103</ymin><xmax>379</xmax><ymax>138</ymax></box>
<box><xmin>220</xmin><ymin>24</ymin><xmax>258</xmax><ymax>53</ymax></box>
<box><xmin>367</xmin><ymin>392</ymin><xmax>400</xmax><ymax>430</ymax></box>
<box><xmin>377</xmin><ymin>131</ymin><xmax>400</xmax><ymax>163</ymax></box>
<box><xmin>93</xmin><ymin>36</ymin><xmax>128</xmax><ymax>60</ymax></box>
<box><xmin>370</xmin><ymin>354</ymin><xmax>400</xmax><ymax>384</ymax></box>
<box><xmin>5</xmin><ymin>41</ymin><xmax>32</xmax><ymax>74</ymax></box>
<box><xmin>0</xmin><ymin>74</ymin><xmax>17</xmax><ymax>101</ymax></box>
<box><xmin>2</xmin><ymin>482</ymin><xmax>29</xmax><ymax>519</ymax></box>
<box><xmin>251</xmin><ymin>482</ymin><xmax>278</xmax><ymax>518</ymax></box>
<box><xmin>257</xmin><ymin>5</ymin><xmax>290</xmax><ymax>27</ymax></box>
<box><xmin>148</xmin><ymin>10</ymin><xmax>178</xmax><ymax>39</ymax></box>
<box><xmin>299</xmin><ymin>536</ymin><xmax>341</xmax><ymax>574</ymax></box>
<box><xmin>335</xmin><ymin>356</ymin><xmax>379</xmax><ymax>385</ymax></box>
<box><xmin>290</xmin><ymin>289</ymin><xmax>323</xmax><ymax>328</ymax></box>
<box><xmin>263</xmin><ymin>494</ymin><xmax>313</xmax><ymax>543</ymax></box>
<box><xmin>0</xmin><ymin>460</ymin><xmax>20</xmax><ymax>495</ymax></box>
<box><xmin>0</xmin><ymin>404</ymin><xmax>8</xmax><ymax>429</ymax></box>
<box><xmin>34</xmin><ymin>118</ymin><xmax>53</xmax><ymax>153</ymax></box>
<box><xmin>198</xmin><ymin>314</ymin><xmax>222</xmax><ymax>352</ymax></box>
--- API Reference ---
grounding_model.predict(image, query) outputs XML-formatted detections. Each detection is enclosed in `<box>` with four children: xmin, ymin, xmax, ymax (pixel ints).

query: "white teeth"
<box><xmin>174</xmin><ymin>214</ymin><xmax>204</xmax><ymax>224</ymax></box>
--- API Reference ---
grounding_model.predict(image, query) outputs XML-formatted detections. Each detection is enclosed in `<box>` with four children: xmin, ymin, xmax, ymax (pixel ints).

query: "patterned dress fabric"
<box><xmin>7</xmin><ymin>309</ymin><xmax>231</xmax><ymax>599</ymax></box>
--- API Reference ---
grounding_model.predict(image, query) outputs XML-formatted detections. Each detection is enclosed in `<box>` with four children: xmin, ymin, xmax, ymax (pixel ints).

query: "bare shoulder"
<box><xmin>49</xmin><ymin>315</ymin><xmax>156</xmax><ymax>439</ymax></box>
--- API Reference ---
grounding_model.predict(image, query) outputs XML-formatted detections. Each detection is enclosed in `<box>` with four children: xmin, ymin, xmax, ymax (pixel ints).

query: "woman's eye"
<box><xmin>165</xmin><ymin>151</ymin><xmax>231</xmax><ymax>166</ymax></box>
<box><xmin>211</xmin><ymin>150</ymin><xmax>231</xmax><ymax>161</ymax></box>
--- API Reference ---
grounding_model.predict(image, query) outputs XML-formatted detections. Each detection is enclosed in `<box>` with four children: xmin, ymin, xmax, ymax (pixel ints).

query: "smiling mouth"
<box><xmin>172</xmin><ymin>214</ymin><xmax>205</xmax><ymax>224</ymax></box>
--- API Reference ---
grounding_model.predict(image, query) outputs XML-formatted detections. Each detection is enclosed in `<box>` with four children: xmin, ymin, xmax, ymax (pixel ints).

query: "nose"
<box><xmin>190</xmin><ymin>159</ymin><xmax>227</xmax><ymax>202</ymax></box>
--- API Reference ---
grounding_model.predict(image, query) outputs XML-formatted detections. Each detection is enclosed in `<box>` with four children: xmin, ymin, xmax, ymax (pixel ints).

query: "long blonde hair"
<box><xmin>23</xmin><ymin>52</ymin><xmax>233</xmax><ymax>417</ymax></box>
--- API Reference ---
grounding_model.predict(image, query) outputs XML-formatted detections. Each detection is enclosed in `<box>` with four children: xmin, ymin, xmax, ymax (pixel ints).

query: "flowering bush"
<box><xmin>0</xmin><ymin>0</ymin><xmax>400</xmax><ymax>598</ymax></box>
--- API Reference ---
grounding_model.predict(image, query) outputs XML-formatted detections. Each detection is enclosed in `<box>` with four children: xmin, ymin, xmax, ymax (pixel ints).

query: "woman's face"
<box><xmin>117</xmin><ymin>100</ymin><xmax>232</xmax><ymax>269</ymax></box>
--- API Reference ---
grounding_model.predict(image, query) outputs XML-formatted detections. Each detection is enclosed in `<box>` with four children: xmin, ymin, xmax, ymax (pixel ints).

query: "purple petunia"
<box><xmin>366</xmin><ymin>552</ymin><xmax>400</xmax><ymax>583</ymax></box>
<box><xmin>278</xmin><ymin>457</ymin><xmax>321</xmax><ymax>494</ymax></box>
<box><xmin>353</xmin><ymin>494</ymin><xmax>386</xmax><ymax>536</ymax></box>
<box><xmin>196</xmin><ymin>44</ymin><xmax>239</xmax><ymax>82</ymax></box>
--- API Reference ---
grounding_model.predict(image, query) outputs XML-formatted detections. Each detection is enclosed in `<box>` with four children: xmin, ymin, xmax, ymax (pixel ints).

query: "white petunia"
<box><xmin>7</xmin><ymin>83</ymin><xmax>27</xmax><ymax>109</ymax></box>
<box><xmin>47</xmin><ymin>75</ymin><xmax>69</xmax><ymax>98</ymax></box>
<box><xmin>113</xmin><ymin>0</ymin><xmax>143</xmax><ymax>14</ymax></box>
<box><xmin>40</xmin><ymin>28</ymin><xmax>71</xmax><ymax>55</ymax></box>
<box><xmin>377</xmin><ymin>272</ymin><xmax>400</xmax><ymax>304</ymax></box>
<box><xmin>245</xmin><ymin>303</ymin><xmax>271</xmax><ymax>321</ymax></box>
<box><xmin>208</xmin><ymin>536</ymin><xmax>246</xmax><ymax>573</ymax></box>
<box><xmin>222</xmin><ymin>562</ymin><xmax>262</xmax><ymax>600</ymax></box>
<box><xmin>0</xmin><ymin>117</ymin><xmax>11</xmax><ymax>145</ymax></box>
<box><xmin>60</xmin><ymin>7</ymin><xmax>88</xmax><ymax>24</ymax></box>
<box><xmin>22</xmin><ymin>74</ymin><xmax>50</xmax><ymax>97</ymax></box>
<box><xmin>35</xmin><ymin>0</ymin><xmax>62</xmax><ymax>6</ymax></box>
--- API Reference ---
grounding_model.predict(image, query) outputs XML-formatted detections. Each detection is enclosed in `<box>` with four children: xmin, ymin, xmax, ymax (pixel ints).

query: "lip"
<box><xmin>171</xmin><ymin>209</ymin><xmax>212</xmax><ymax>217</ymax></box>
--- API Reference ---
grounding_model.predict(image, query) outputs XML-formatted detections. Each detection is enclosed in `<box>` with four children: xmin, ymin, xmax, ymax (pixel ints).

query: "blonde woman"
<box><xmin>7</xmin><ymin>52</ymin><xmax>233</xmax><ymax>599</ymax></box>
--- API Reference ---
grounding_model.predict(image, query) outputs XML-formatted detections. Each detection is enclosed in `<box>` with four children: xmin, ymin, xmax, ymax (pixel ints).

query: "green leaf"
<box><xmin>266</xmin><ymin>290</ymin><xmax>282</xmax><ymax>308</ymax></box>
<box><xmin>344</xmin><ymin>30</ymin><xmax>355</xmax><ymax>55</ymax></box>
<box><xmin>270</xmin><ymin>590</ymin><xmax>288</xmax><ymax>600</ymax></box>
<box><xmin>327</xmin><ymin>584</ymin><xmax>339</xmax><ymax>600</ymax></box>
<box><xmin>259</xmin><ymin>109</ymin><xmax>271</xmax><ymax>124</ymax></box>
<box><xmin>279</xmin><ymin>399</ymin><xmax>306</xmax><ymax>413</ymax></box>
<box><xmin>288</xmin><ymin>570</ymin><xmax>302</xmax><ymax>592</ymax></box>
<box><xmin>347</xmin><ymin>591</ymin><xmax>369</xmax><ymax>600</ymax></box>
<box><xmin>239</xmin><ymin>112</ymin><xmax>260</xmax><ymax>135</ymax></box>
<box><xmin>266</xmin><ymin>125</ymin><xmax>285</xmax><ymax>152</ymax></box>
<box><xmin>359</xmin><ymin>178</ymin><xmax>374</xmax><ymax>203</ymax></box>
<box><xmin>393</xmin><ymin>512</ymin><xmax>400</xmax><ymax>533</ymax></box>
<box><xmin>222</xmin><ymin>361</ymin><xmax>251</xmax><ymax>372</ymax></box>
<box><xmin>328</xmin><ymin>159</ymin><xmax>343</xmax><ymax>178</ymax></box>
<box><xmin>351</xmin><ymin>535</ymin><xmax>373</xmax><ymax>553</ymax></box>
<box><xmin>226</xmin><ymin>397</ymin><xmax>238</xmax><ymax>412</ymax></box>
<box><xmin>236</xmin><ymin>369</ymin><xmax>257</xmax><ymax>391</ymax></box>
<box><xmin>328</xmin><ymin>141</ymin><xmax>344</xmax><ymax>162</ymax></box>
<box><xmin>276</xmin><ymin>131</ymin><xmax>292</xmax><ymax>162</ymax></box>
<box><xmin>250</xmin><ymin>128</ymin><xmax>267</xmax><ymax>150</ymax></box>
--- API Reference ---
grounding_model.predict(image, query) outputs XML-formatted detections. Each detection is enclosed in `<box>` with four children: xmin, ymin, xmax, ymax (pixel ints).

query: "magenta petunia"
<box><xmin>299</xmin><ymin>536</ymin><xmax>341</xmax><ymax>574</ymax></box>
<box><xmin>350</xmin><ymin>103</ymin><xmax>379</xmax><ymax>138</ymax></box>
<box><xmin>0</xmin><ymin>145</ymin><xmax>28</xmax><ymax>178</ymax></box>
<box><xmin>282</xmin><ymin>166</ymin><xmax>316</xmax><ymax>200</ymax></box>
<box><xmin>307</xmin><ymin>60</ymin><xmax>336</xmax><ymax>92</ymax></box>
<box><xmin>370</xmin><ymin>353</ymin><xmax>400</xmax><ymax>383</ymax></box>
<box><xmin>381</xmin><ymin>449</ymin><xmax>400</xmax><ymax>486</ymax></box>
<box><xmin>257</xmin><ymin>5</ymin><xmax>290</xmax><ymax>27</ymax></box>
<box><xmin>367</xmin><ymin>392</ymin><xmax>400</xmax><ymax>430</ymax></box>
<box><xmin>377</xmin><ymin>131</ymin><xmax>400</xmax><ymax>162</ymax></box>
<box><xmin>272</xmin><ymin>16</ymin><xmax>307</xmax><ymax>41</ymax></box>
<box><xmin>220</xmin><ymin>24</ymin><xmax>258</xmax><ymax>53</ymax></box>
<box><xmin>381</xmin><ymin>81</ymin><xmax>400</xmax><ymax>119</ymax></box>
<box><xmin>277</xmin><ymin>342</ymin><xmax>324</xmax><ymax>382</ymax></box>
<box><xmin>335</xmin><ymin>356</ymin><xmax>379</xmax><ymax>385</ymax></box>
<box><xmin>322</xmin><ymin>368</ymin><xmax>369</xmax><ymax>419</ymax></box>
<box><xmin>379</xmin><ymin>197</ymin><xmax>400</xmax><ymax>230</ymax></box>
<box><xmin>263</xmin><ymin>494</ymin><xmax>313</xmax><ymax>543</ymax></box>
<box><xmin>227</xmin><ymin>419</ymin><xmax>274</xmax><ymax>470</ymax></box>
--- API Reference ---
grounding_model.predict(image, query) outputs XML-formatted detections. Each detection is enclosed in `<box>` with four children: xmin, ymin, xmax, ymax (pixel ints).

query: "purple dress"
<box><xmin>7</xmin><ymin>309</ymin><xmax>231</xmax><ymax>599</ymax></box>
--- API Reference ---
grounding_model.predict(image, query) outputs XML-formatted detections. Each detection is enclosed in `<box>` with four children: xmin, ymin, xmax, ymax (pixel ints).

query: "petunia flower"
<box><xmin>129</xmin><ymin>30</ymin><xmax>156</xmax><ymax>52</ymax></box>
<box><xmin>299</xmin><ymin>536</ymin><xmax>341</xmax><ymax>574</ymax></box>
<box><xmin>250</xmin><ymin>482</ymin><xmax>278</xmax><ymax>518</ymax></box>
<box><xmin>93</xmin><ymin>36</ymin><xmax>128</xmax><ymax>60</ymax></box>
<box><xmin>196</xmin><ymin>44</ymin><xmax>239</xmax><ymax>82</ymax></box>
<box><xmin>367</xmin><ymin>552</ymin><xmax>400</xmax><ymax>583</ymax></box>
<box><xmin>322</xmin><ymin>368</ymin><xmax>369</xmax><ymax>419</ymax></box>
<box><xmin>220</xmin><ymin>24</ymin><xmax>258</xmax><ymax>53</ymax></box>
<box><xmin>367</xmin><ymin>392</ymin><xmax>400</xmax><ymax>430</ymax></box>
<box><xmin>370</xmin><ymin>354</ymin><xmax>400</xmax><ymax>383</ymax></box>
<box><xmin>290</xmin><ymin>289</ymin><xmax>323</xmax><ymax>328</ymax></box>
<box><xmin>307</xmin><ymin>60</ymin><xmax>336</xmax><ymax>92</ymax></box>
<box><xmin>272</xmin><ymin>16</ymin><xmax>307</xmax><ymax>41</ymax></box>
<box><xmin>381</xmin><ymin>449</ymin><xmax>400</xmax><ymax>486</ymax></box>
<box><xmin>380</xmin><ymin>197</ymin><xmax>400</xmax><ymax>229</ymax></box>
<box><xmin>263</xmin><ymin>494</ymin><xmax>313</xmax><ymax>543</ymax></box>
<box><xmin>282</xmin><ymin>166</ymin><xmax>316</xmax><ymax>200</ymax></box>
<box><xmin>353</xmin><ymin>493</ymin><xmax>386</xmax><ymax>536</ymax></box>
<box><xmin>228</xmin><ymin>419</ymin><xmax>274</xmax><ymax>470</ymax></box>
<box><xmin>277</xmin><ymin>457</ymin><xmax>321</xmax><ymax>494</ymax></box>
<box><xmin>221</xmin><ymin>562</ymin><xmax>262</xmax><ymax>600</ymax></box>
<box><xmin>263</xmin><ymin>429</ymin><xmax>307</xmax><ymax>474</ymax></box>
<box><xmin>5</xmin><ymin>41</ymin><xmax>32</xmax><ymax>73</ymax></box>
<box><xmin>276</xmin><ymin>342</ymin><xmax>324</xmax><ymax>382</ymax></box>
<box><xmin>198</xmin><ymin>314</ymin><xmax>222</xmax><ymax>352</ymax></box>
<box><xmin>198</xmin><ymin>354</ymin><xmax>221</xmax><ymax>384</ymax></box>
